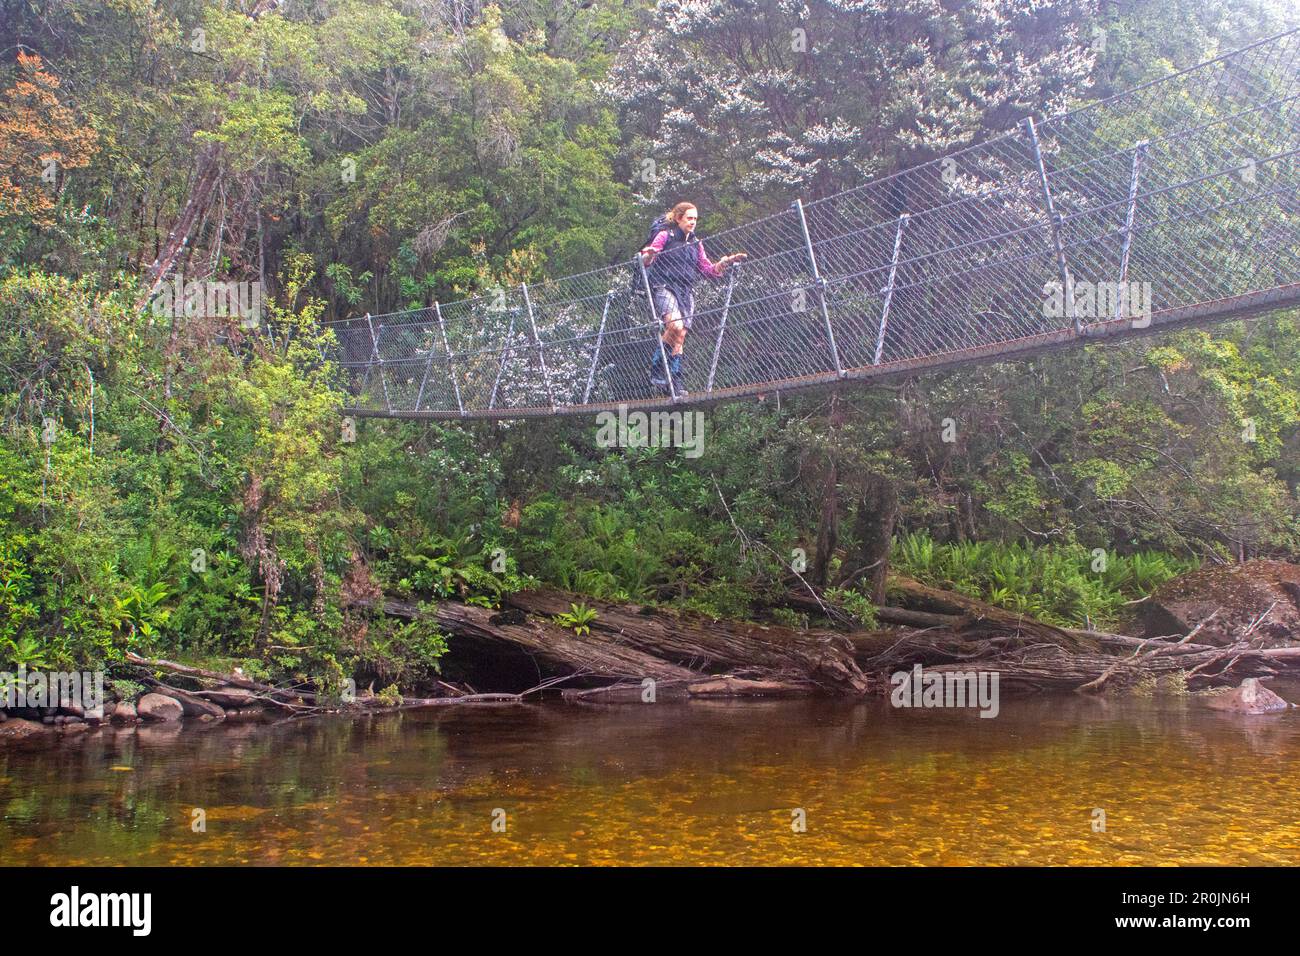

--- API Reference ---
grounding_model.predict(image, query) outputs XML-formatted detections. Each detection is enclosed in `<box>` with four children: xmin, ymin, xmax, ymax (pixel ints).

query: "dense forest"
<box><xmin>1</xmin><ymin>0</ymin><xmax>1298</xmax><ymax>700</ymax></box>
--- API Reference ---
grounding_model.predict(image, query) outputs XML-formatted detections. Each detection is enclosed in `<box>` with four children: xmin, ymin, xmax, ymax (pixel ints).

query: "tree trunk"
<box><xmin>847</xmin><ymin>471</ymin><xmax>898</xmax><ymax>603</ymax></box>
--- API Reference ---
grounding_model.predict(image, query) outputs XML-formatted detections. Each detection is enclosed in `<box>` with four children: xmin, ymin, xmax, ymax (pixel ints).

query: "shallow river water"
<box><xmin>3</xmin><ymin>691</ymin><xmax>1299</xmax><ymax>865</ymax></box>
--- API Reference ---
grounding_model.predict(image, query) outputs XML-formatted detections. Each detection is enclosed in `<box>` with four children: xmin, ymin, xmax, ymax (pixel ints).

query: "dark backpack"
<box><xmin>628</xmin><ymin>215</ymin><xmax>674</xmax><ymax>297</ymax></box>
<box><xmin>642</xmin><ymin>215</ymin><xmax>672</xmax><ymax>250</ymax></box>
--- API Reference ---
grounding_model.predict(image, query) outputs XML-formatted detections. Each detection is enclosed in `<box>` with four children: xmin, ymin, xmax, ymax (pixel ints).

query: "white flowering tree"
<box><xmin>603</xmin><ymin>0</ymin><xmax>1100</xmax><ymax>212</ymax></box>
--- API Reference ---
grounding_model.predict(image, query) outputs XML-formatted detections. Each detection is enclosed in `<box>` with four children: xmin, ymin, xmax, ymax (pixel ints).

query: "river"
<box><xmin>3</xmin><ymin>691</ymin><xmax>1299</xmax><ymax>865</ymax></box>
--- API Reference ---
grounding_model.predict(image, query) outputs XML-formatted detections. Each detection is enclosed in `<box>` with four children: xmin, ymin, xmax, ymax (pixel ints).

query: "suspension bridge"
<box><xmin>327</xmin><ymin>28</ymin><xmax>1300</xmax><ymax>421</ymax></box>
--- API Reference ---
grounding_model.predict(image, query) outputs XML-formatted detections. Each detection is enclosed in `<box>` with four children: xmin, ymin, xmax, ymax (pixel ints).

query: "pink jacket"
<box><xmin>645</xmin><ymin>228</ymin><xmax>726</xmax><ymax>279</ymax></box>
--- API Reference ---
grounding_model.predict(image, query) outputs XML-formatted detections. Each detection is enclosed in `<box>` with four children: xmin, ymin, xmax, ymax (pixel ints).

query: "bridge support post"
<box><xmin>364</xmin><ymin>312</ymin><xmax>392</xmax><ymax>413</ymax></box>
<box><xmin>488</xmin><ymin>307</ymin><xmax>516</xmax><ymax>411</ymax></box>
<box><xmin>1115</xmin><ymin>140</ymin><xmax>1149</xmax><ymax>321</ymax></box>
<box><xmin>706</xmin><ymin>269</ymin><xmax>737</xmax><ymax>393</ymax></box>
<box><xmin>437</xmin><ymin>302</ymin><xmax>464</xmax><ymax>416</ymax></box>
<box><xmin>638</xmin><ymin>257</ymin><xmax>679</xmax><ymax>401</ymax></box>
<box><xmin>874</xmin><ymin>212</ymin><xmax>909</xmax><ymax>365</ymax></box>
<box><xmin>522</xmin><ymin>282</ymin><xmax>556</xmax><ymax>412</ymax></box>
<box><xmin>792</xmin><ymin>198</ymin><xmax>843</xmax><ymax>377</ymax></box>
<box><xmin>582</xmin><ymin>291</ymin><xmax>613</xmax><ymax>405</ymax></box>
<box><xmin>1025</xmin><ymin>117</ymin><xmax>1081</xmax><ymax>335</ymax></box>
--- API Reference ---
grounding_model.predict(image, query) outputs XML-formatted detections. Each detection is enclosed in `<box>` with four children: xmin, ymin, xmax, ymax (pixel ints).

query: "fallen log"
<box><xmin>352</xmin><ymin>590</ymin><xmax>869</xmax><ymax>695</ymax></box>
<box><xmin>369</xmin><ymin>595</ymin><xmax>702</xmax><ymax>684</ymax></box>
<box><xmin>446</xmin><ymin>600</ymin><xmax>707</xmax><ymax>683</ymax></box>
<box><xmin>875</xmin><ymin>606</ymin><xmax>957</xmax><ymax>629</ymax></box>
<box><xmin>504</xmin><ymin>589</ymin><xmax>869</xmax><ymax>694</ymax></box>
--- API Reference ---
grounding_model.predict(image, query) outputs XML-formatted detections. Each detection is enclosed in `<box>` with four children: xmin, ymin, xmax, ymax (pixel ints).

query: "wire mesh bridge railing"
<box><xmin>327</xmin><ymin>28</ymin><xmax>1300</xmax><ymax>421</ymax></box>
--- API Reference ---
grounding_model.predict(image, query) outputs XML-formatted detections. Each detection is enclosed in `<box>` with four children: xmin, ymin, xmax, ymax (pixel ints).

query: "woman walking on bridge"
<box><xmin>639</xmin><ymin>202</ymin><xmax>746</xmax><ymax>397</ymax></box>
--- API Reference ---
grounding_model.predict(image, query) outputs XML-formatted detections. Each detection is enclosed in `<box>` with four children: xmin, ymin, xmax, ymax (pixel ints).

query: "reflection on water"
<box><xmin>3</xmin><ymin>691</ymin><xmax>1300</xmax><ymax>865</ymax></box>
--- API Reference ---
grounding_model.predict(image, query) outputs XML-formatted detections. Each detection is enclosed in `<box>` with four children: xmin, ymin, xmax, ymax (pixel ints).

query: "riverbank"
<box><xmin>7</xmin><ymin>559</ymin><xmax>1300</xmax><ymax>745</ymax></box>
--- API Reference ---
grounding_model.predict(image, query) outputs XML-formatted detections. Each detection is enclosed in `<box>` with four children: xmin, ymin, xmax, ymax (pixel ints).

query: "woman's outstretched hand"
<box><xmin>720</xmin><ymin>252</ymin><xmax>748</xmax><ymax>271</ymax></box>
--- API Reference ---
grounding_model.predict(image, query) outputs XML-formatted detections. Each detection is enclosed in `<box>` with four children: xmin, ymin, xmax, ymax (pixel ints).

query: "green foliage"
<box><xmin>823</xmin><ymin>586</ymin><xmax>879</xmax><ymax>630</ymax></box>
<box><xmin>552</xmin><ymin>602</ymin><xmax>598</xmax><ymax>636</ymax></box>
<box><xmin>892</xmin><ymin>531</ymin><xmax>1198</xmax><ymax>628</ymax></box>
<box><xmin>769</xmin><ymin>607</ymin><xmax>808</xmax><ymax>630</ymax></box>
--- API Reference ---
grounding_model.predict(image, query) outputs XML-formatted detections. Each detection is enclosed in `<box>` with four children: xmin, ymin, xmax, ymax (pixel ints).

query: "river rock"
<box><xmin>0</xmin><ymin>717</ymin><xmax>55</xmax><ymax>739</ymax></box>
<box><xmin>137</xmin><ymin>693</ymin><xmax>184</xmax><ymax>722</ymax></box>
<box><xmin>113</xmin><ymin>700</ymin><xmax>138</xmax><ymax>722</ymax></box>
<box><xmin>1202</xmin><ymin>678</ymin><xmax>1291</xmax><ymax>714</ymax></box>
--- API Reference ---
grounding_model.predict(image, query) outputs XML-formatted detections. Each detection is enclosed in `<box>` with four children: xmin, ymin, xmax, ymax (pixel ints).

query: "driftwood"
<box><xmin>125</xmin><ymin>651</ymin><xmax>318</xmax><ymax>709</ymax></box>
<box><xmin>847</xmin><ymin>583</ymin><xmax>1300</xmax><ymax>692</ymax></box>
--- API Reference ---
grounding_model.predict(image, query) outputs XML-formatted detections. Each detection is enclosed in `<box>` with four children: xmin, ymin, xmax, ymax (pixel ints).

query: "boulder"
<box><xmin>1202</xmin><ymin>678</ymin><xmax>1291</xmax><ymax>714</ymax></box>
<box><xmin>136</xmin><ymin>693</ymin><xmax>183</xmax><ymax>722</ymax></box>
<box><xmin>0</xmin><ymin>717</ymin><xmax>55</xmax><ymax>740</ymax></box>
<box><xmin>1143</xmin><ymin>560</ymin><xmax>1300</xmax><ymax>644</ymax></box>
<box><xmin>113</xmin><ymin>700</ymin><xmax>138</xmax><ymax>723</ymax></box>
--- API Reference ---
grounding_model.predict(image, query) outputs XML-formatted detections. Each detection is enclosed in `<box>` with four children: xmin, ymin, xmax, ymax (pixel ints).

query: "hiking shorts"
<box><xmin>651</xmin><ymin>285</ymin><xmax>694</xmax><ymax>331</ymax></box>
